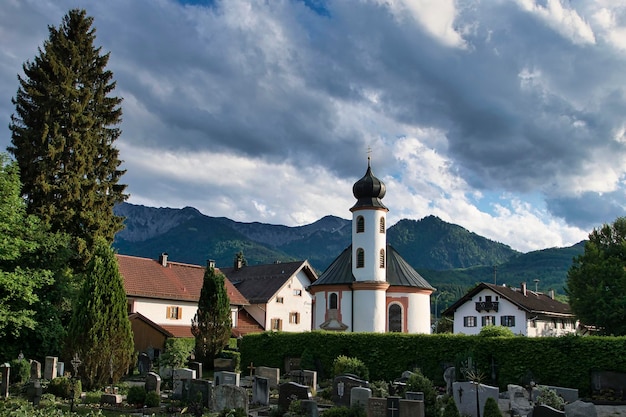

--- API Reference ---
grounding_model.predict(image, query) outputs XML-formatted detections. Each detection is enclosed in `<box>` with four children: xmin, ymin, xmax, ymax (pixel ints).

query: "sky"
<box><xmin>2</xmin><ymin>0</ymin><xmax>626</xmax><ymax>253</ymax></box>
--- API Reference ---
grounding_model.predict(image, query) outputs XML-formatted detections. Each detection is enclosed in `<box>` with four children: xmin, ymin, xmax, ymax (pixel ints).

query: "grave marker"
<box><xmin>211</xmin><ymin>384</ymin><xmax>249</xmax><ymax>414</ymax></box>
<box><xmin>253</xmin><ymin>376</ymin><xmax>270</xmax><ymax>406</ymax></box>
<box><xmin>368</xmin><ymin>397</ymin><xmax>387</xmax><ymax>417</ymax></box>
<box><xmin>332</xmin><ymin>374</ymin><xmax>369</xmax><ymax>407</ymax></box>
<box><xmin>278</xmin><ymin>381</ymin><xmax>313</xmax><ymax>412</ymax></box>
<box><xmin>351</xmin><ymin>386</ymin><xmax>372</xmax><ymax>408</ymax></box>
<box><xmin>145</xmin><ymin>372</ymin><xmax>161</xmax><ymax>395</ymax></box>
<box><xmin>256</xmin><ymin>366</ymin><xmax>280</xmax><ymax>388</ymax></box>
<box><xmin>44</xmin><ymin>356</ymin><xmax>57</xmax><ymax>380</ymax></box>
<box><xmin>399</xmin><ymin>399</ymin><xmax>424</xmax><ymax>417</ymax></box>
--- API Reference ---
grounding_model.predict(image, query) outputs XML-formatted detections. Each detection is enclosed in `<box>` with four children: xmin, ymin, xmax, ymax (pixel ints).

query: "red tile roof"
<box><xmin>117</xmin><ymin>254</ymin><xmax>248</xmax><ymax>306</ymax></box>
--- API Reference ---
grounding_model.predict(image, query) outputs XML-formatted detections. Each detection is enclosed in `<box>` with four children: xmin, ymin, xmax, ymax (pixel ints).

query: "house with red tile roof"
<box><xmin>118</xmin><ymin>253</ymin><xmax>255</xmax><ymax>354</ymax></box>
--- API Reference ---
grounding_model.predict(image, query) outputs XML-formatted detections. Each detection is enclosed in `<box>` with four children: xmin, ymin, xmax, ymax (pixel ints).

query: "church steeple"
<box><xmin>351</xmin><ymin>156</ymin><xmax>388</xmax><ymax>212</ymax></box>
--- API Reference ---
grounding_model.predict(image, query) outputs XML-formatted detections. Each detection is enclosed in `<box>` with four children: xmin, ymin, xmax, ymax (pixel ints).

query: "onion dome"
<box><xmin>351</xmin><ymin>158</ymin><xmax>388</xmax><ymax>211</ymax></box>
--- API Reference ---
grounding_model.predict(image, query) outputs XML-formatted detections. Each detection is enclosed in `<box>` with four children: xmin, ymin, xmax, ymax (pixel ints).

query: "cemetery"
<box><xmin>2</xmin><ymin>332</ymin><xmax>626</xmax><ymax>417</ymax></box>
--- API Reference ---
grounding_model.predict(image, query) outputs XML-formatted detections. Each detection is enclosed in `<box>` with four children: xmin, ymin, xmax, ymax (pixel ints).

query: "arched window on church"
<box><xmin>388</xmin><ymin>304</ymin><xmax>402</xmax><ymax>332</ymax></box>
<box><xmin>356</xmin><ymin>248</ymin><xmax>365</xmax><ymax>268</ymax></box>
<box><xmin>379</xmin><ymin>249</ymin><xmax>385</xmax><ymax>268</ymax></box>
<box><xmin>329</xmin><ymin>293</ymin><xmax>338</xmax><ymax>310</ymax></box>
<box><xmin>379</xmin><ymin>217</ymin><xmax>385</xmax><ymax>233</ymax></box>
<box><xmin>356</xmin><ymin>216</ymin><xmax>365</xmax><ymax>233</ymax></box>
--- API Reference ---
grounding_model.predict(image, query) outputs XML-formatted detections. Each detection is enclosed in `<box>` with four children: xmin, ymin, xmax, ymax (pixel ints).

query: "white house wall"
<box><xmin>263</xmin><ymin>269</ymin><xmax>315</xmax><ymax>332</ymax></box>
<box><xmin>452</xmin><ymin>288</ymin><xmax>526</xmax><ymax>336</ymax></box>
<box><xmin>129</xmin><ymin>297</ymin><xmax>239</xmax><ymax>329</ymax></box>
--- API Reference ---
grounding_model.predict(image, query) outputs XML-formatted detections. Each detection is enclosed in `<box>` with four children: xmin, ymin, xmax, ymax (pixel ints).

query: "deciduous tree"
<box><xmin>567</xmin><ymin>217</ymin><xmax>626</xmax><ymax>335</ymax></box>
<box><xmin>8</xmin><ymin>9</ymin><xmax>127</xmax><ymax>266</ymax></box>
<box><xmin>192</xmin><ymin>265</ymin><xmax>232</xmax><ymax>368</ymax></box>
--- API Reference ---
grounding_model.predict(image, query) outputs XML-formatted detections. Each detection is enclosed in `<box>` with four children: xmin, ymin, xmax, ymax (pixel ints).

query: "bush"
<box><xmin>536</xmin><ymin>386</ymin><xmax>565</xmax><ymax>410</ymax></box>
<box><xmin>483</xmin><ymin>397</ymin><xmax>503</xmax><ymax>417</ymax></box>
<box><xmin>370</xmin><ymin>380</ymin><xmax>389</xmax><ymax>398</ymax></box>
<box><xmin>9</xmin><ymin>359</ymin><xmax>30</xmax><ymax>384</ymax></box>
<box><xmin>218</xmin><ymin>408</ymin><xmax>247</xmax><ymax>417</ymax></box>
<box><xmin>321</xmin><ymin>405</ymin><xmax>366</xmax><ymax>417</ymax></box>
<box><xmin>479</xmin><ymin>325</ymin><xmax>515</xmax><ymax>337</ymax></box>
<box><xmin>126</xmin><ymin>385</ymin><xmax>146</xmax><ymax>405</ymax></box>
<box><xmin>159</xmin><ymin>338</ymin><xmax>194</xmax><ymax>370</ymax></box>
<box><xmin>144</xmin><ymin>390</ymin><xmax>160</xmax><ymax>407</ymax></box>
<box><xmin>332</xmin><ymin>355</ymin><xmax>369</xmax><ymax>380</ymax></box>
<box><xmin>442</xmin><ymin>395</ymin><xmax>460</xmax><ymax>417</ymax></box>
<box><xmin>46</xmin><ymin>377</ymin><xmax>81</xmax><ymax>400</ymax></box>
<box><xmin>406</xmin><ymin>370</ymin><xmax>438</xmax><ymax>417</ymax></box>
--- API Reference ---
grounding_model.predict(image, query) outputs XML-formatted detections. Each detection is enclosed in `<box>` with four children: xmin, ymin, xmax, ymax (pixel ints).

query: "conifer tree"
<box><xmin>9</xmin><ymin>9</ymin><xmax>127</xmax><ymax>266</ymax></box>
<box><xmin>192</xmin><ymin>265</ymin><xmax>232</xmax><ymax>368</ymax></box>
<box><xmin>66</xmin><ymin>239</ymin><xmax>133</xmax><ymax>389</ymax></box>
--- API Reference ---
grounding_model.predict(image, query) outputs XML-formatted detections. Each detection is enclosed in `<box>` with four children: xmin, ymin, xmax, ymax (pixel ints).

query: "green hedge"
<box><xmin>240</xmin><ymin>331</ymin><xmax>626</xmax><ymax>397</ymax></box>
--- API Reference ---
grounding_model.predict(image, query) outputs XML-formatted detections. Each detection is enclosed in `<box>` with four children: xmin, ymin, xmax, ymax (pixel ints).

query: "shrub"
<box><xmin>321</xmin><ymin>405</ymin><xmax>366</xmax><ymax>417</ymax></box>
<box><xmin>218</xmin><ymin>408</ymin><xmax>247</xmax><ymax>417</ymax></box>
<box><xmin>536</xmin><ymin>386</ymin><xmax>565</xmax><ymax>410</ymax></box>
<box><xmin>483</xmin><ymin>397</ymin><xmax>503</xmax><ymax>417</ymax></box>
<box><xmin>126</xmin><ymin>385</ymin><xmax>146</xmax><ymax>405</ymax></box>
<box><xmin>332</xmin><ymin>355</ymin><xmax>369</xmax><ymax>380</ymax></box>
<box><xmin>144</xmin><ymin>390</ymin><xmax>160</xmax><ymax>407</ymax></box>
<box><xmin>406</xmin><ymin>370</ymin><xmax>438</xmax><ymax>417</ymax></box>
<box><xmin>478</xmin><ymin>325</ymin><xmax>515</xmax><ymax>337</ymax></box>
<box><xmin>9</xmin><ymin>359</ymin><xmax>30</xmax><ymax>384</ymax></box>
<box><xmin>370</xmin><ymin>380</ymin><xmax>389</xmax><ymax>398</ymax></box>
<box><xmin>442</xmin><ymin>395</ymin><xmax>460</xmax><ymax>417</ymax></box>
<box><xmin>46</xmin><ymin>376</ymin><xmax>81</xmax><ymax>400</ymax></box>
<box><xmin>159</xmin><ymin>338</ymin><xmax>194</xmax><ymax>370</ymax></box>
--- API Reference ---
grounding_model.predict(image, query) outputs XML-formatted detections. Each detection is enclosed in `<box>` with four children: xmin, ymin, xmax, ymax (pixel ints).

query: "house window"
<box><xmin>276</xmin><ymin>297</ymin><xmax>284</xmax><ymax>303</ymax></box>
<box><xmin>529</xmin><ymin>319</ymin><xmax>537</xmax><ymax>328</ymax></box>
<box><xmin>379</xmin><ymin>217</ymin><xmax>385</xmax><ymax>233</ymax></box>
<box><xmin>293</xmin><ymin>289</ymin><xmax>302</xmax><ymax>296</ymax></box>
<box><xmin>271</xmin><ymin>318</ymin><xmax>282</xmax><ymax>331</ymax></box>
<box><xmin>388</xmin><ymin>304</ymin><xmax>402</xmax><ymax>332</ymax></box>
<box><xmin>501</xmin><ymin>316</ymin><xmax>516</xmax><ymax>327</ymax></box>
<box><xmin>463</xmin><ymin>316</ymin><xmax>477</xmax><ymax>327</ymax></box>
<box><xmin>379</xmin><ymin>249</ymin><xmax>385</xmax><ymax>268</ymax></box>
<box><xmin>356</xmin><ymin>216</ymin><xmax>365</xmax><ymax>233</ymax></box>
<box><xmin>356</xmin><ymin>248</ymin><xmax>365</xmax><ymax>268</ymax></box>
<box><xmin>289</xmin><ymin>312</ymin><xmax>300</xmax><ymax>324</ymax></box>
<box><xmin>329</xmin><ymin>293</ymin><xmax>338</xmax><ymax>310</ymax></box>
<box><xmin>166</xmin><ymin>306</ymin><xmax>182</xmax><ymax>320</ymax></box>
<box><xmin>481</xmin><ymin>316</ymin><xmax>495</xmax><ymax>326</ymax></box>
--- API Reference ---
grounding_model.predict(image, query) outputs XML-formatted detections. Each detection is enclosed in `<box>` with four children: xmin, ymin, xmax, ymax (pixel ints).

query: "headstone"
<box><xmin>44</xmin><ymin>356</ymin><xmax>57</xmax><ymax>380</ymax></box>
<box><xmin>214</xmin><ymin>357</ymin><xmax>235</xmax><ymax>371</ymax></box>
<box><xmin>508</xmin><ymin>384</ymin><xmax>534</xmax><ymax>417</ymax></box>
<box><xmin>189</xmin><ymin>361</ymin><xmax>202</xmax><ymax>379</ymax></box>
<box><xmin>444</xmin><ymin>367</ymin><xmax>456</xmax><ymax>395</ymax></box>
<box><xmin>172</xmin><ymin>368</ymin><xmax>196</xmax><ymax>400</ymax></box>
<box><xmin>0</xmin><ymin>363</ymin><xmax>10</xmax><ymax>399</ymax></box>
<box><xmin>532</xmin><ymin>404</ymin><xmax>566</xmax><ymax>417</ymax></box>
<box><xmin>27</xmin><ymin>380</ymin><xmax>42</xmax><ymax>405</ymax></box>
<box><xmin>137</xmin><ymin>353</ymin><xmax>151</xmax><ymax>375</ymax></box>
<box><xmin>405</xmin><ymin>391</ymin><xmax>424</xmax><ymax>401</ymax></box>
<box><xmin>332</xmin><ymin>374</ymin><xmax>369</xmax><ymax>407</ymax></box>
<box><xmin>100</xmin><ymin>393</ymin><xmax>123</xmax><ymax>405</ymax></box>
<box><xmin>591</xmin><ymin>370</ymin><xmax>626</xmax><ymax>401</ymax></box>
<box><xmin>211</xmin><ymin>384</ymin><xmax>248</xmax><ymax>414</ymax></box>
<box><xmin>256</xmin><ymin>366</ymin><xmax>280</xmax><ymax>388</ymax></box>
<box><xmin>351</xmin><ymin>386</ymin><xmax>372</xmax><ymax>408</ymax></box>
<box><xmin>30</xmin><ymin>360</ymin><xmax>41</xmax><ymax>381</ymax></box>
<box><xmin>300</xmin><ymin>399</ymin><xmax>319</xmax><ymax>417</ymax></box>
<box><xmin>399</xmin><ymin>399</ymin><xmax>424</xmax><ymax>417</ymax></box>
<box><xmin>278</xmin><ymin>381</ymin><xmax>313</xmax><ymax>412</ymax></box>
<box><xmin>253</xmin><ymin>376</ymin><xmax>270</xmax><ymax>406</ymax></box>
<box><xmin>189</xmin><ymin>379</ymin><xmax>212</xmax><ymax>408</ymax></box>
<box><xmin>214</xmin><ymin>371</ymin><xmax>240</xmax><ymax>386</ymax></box>
<box><xmin>386</xmin><ymin>396</ymin><xmax>401</xmax><ymax>417</ymax></box>
<box><xmin>563</xmin><ymin>400</ymin><xmax>598</xmax><ymax>417</ymax></box>
<box><xmin>57</xmin><ymin>362</ymin><xmax>65</xmax><ymax>377</ymax></box>
<box><xmin>452</xmin><ymin>381</ymin><xmax>499</xmax><ymax>417</ymax></box>
<box><xmin>290</xmin><ymin>369</ymin><xmax>318</xmax><ymax>390</ymax></box>
<box><xmin>285</xmin><ymin>357</ymin><xmax>302</xmax><ymax>372</ymax></box>
<box><xmin>145</xmin><ymin>372</ymin><xmax>161</xmax><ymax>395</ymax></box>
<box><xmin>368</xmin><ymin>397</ymin><xmax>387</xmax><ymax>417</ymax></box>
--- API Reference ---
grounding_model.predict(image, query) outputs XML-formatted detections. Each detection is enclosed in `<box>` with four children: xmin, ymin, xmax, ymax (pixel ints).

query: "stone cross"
<box><xmin>71</xmin><ymin>353</ymin><xmax>81</xmax><ymax>377</ymax></box>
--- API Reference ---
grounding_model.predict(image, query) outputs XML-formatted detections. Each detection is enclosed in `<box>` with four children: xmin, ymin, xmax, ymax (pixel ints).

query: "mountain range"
<box><xmin>113</xmin><ymin>202</ymin><xmax>585</xmax><ymax>308</ymax></box>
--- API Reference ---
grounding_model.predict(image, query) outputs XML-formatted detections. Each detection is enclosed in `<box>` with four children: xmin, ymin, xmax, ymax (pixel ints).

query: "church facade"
<box><xmin>308</xmin><ymin>159</ymin><xmax>434</xmax><ymax>333</ymax></box>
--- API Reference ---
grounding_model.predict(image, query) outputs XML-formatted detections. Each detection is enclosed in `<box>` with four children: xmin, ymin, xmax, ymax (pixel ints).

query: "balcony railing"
<box><xmin>475</xmin><ymin>301</ymin><xmax>499</xmax><ymax>312</ymax></box>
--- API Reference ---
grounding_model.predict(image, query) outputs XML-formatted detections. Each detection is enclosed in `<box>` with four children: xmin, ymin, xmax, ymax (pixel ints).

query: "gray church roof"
<box><xmin>310</xmin><ymin>244</ymin><xmax>435</xmax><ymax>290</ymax></box>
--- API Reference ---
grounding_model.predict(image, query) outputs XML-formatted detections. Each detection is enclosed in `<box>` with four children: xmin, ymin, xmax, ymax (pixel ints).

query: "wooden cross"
<box><xmin>247</xmin><ymin>362</ymin><xmax>256</xmax><ymax>377</ymax></box>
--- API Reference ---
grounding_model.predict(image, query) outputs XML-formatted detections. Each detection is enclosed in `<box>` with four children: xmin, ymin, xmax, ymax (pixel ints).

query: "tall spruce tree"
<box><xmin>8</xmin><ymin>9</ymin><xmax>127</xmax><ymax>266</ymax></box>
<box><xmin>66</xmin><ymin>238</ymin><xmax>133</xmax><ymax>389</ymax></box>
<box><xmin>192</xmin><ymin>265</ymin><xmax>232</xmax><ymax>368</ymax></box>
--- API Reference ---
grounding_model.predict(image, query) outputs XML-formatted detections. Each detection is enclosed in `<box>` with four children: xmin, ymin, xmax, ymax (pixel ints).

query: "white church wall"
<box><xmin>352</xmin><ymin>209</ymin><xmax>386</xmax><ymax>282</ymax></box>
<box><xmin>406</xmin><ymin>292</ymin><xmax>432</xmax><ymax>334</ymax></box>
<box><xmin>353</xmin><ymin>288</ymin><xmax>386</xmax><ymax>332</ymax></box>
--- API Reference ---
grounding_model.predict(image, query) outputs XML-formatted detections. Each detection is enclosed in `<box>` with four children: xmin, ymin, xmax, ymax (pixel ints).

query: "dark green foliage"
<box><xmin>478</xmin><ymin>325</ymin><xmax>515</xmax><ymax>337</ymax></box>
<box><xmin>483</xmin><ymin>397</ymin><xmax>502</xmax><ymax>417</ymax></box>
<box><xmin>159</xmin><ymin>338</ymin><xmax>195</xmax><ymax>370</ymax></box>
<box><xmin>9</xmin><ymin>9</ymin><xmax>127</xmax><ymax>267</ymax></box>
<box><xmin>332</xmin><ymin>355</ymin><xmax>369</xmax><ymax>380</ymax></box>
<box><xmin>320</xmin><ymin>405</ymin><xmax>366</xmax><ymax>417</ymax></box>
<box><xmin>442</xmin><ymin>395</ymin><xmax>460</xmax><ymax>417</ymax></box>
<box><xmin>65</xmin><ymin>239</ymin><xmax>134</xmax><ymax>390</ymax></box>
<box><xmin>536</xmin><ymin>386</ymin><xmax>564</xmax><ymax>410</ymax></box>
<box><xmin>567</xmin><ymin>217</ymin><xmax>626</xmax><ymax>335</ymax></box>
<box><xmin>217</xmin><ymin>408</ymin><xmax>247</xmax><ymax>417</ymax></box>
<box><xmin>9</xmin><ymin>359</ymin><xmax>30</xmax><ymax>385</ymax></box>
<box><xmin>217</xmin><ymin>350</ymin><xmax>241</xmax><ymax>372</ymax></box>
<box><xmin>126</xmin><ymin>386</ymin><xmax>146</xmax><ymax>406</ymax></box>
<box><xmin>406</xmin><ymin>370</ymin><xmax>438</xmax><ymax>417</ymax></box>
<box><xmin>369</xmin><ymin>380</ymin><xmax>389</xmax><ymax>398</ymax></box>
<box><xmin>47</xmin><ymin>377</ymin><xmax>81</xmax><ymax>400</ymax></box>
<box><xmin>144</xmin><ymin>390</ymin><xmax>160</xmax><ymax>407</ymax></box>
<box><xmin>192</xmin><ymin>266</ymin><xmax>232</xmax><ymax>368</ymax></box>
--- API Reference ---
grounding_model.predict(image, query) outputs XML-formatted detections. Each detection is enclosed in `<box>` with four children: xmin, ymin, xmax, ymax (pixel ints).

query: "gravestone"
<box><xmin>0</xmin><ymin>363</ymin><xmax>9</xmax><ymax>399</ymax></box>
<box><xmin>532</xmin><ymin>404</ymin><xmax>566</xmax><ymax>417</ymax></box>
<box><xmin>44</xmin><ymin>356</ymin><xmax>57</xmax><ymax>380</ymax></box>
<box><xmin>591</xmin><ymin>370</ymin><xmax>626</xmax><ymax>401</ymax></box>
<box><xmin>290</xmin><ymin>369</ymin><xmax>318</xmax><ymax>389</ymax></box>
<box><xmin>351</xmin><ymin>386</ymin><xmax>372</xmax><ymax>408</ymax></box>
<box><xmin>368</xmin><ymin>397</ymin><xmax>387</xmax><ymax>417</ymax></box>
<box><xmin>452</xmin><ymin>381</ymin><xmax>499</xmax><ymax>417</ymax></box>
<box><xmin>332</xmin><ymin>374</ymin><xmax>369</xmax><ymax>407</ymax></box>
<box><xmin>443</xmin><ymin>367</ymin><xmax>456</xmax><ymax>395</ymax></box>
<box><xmin>30</xmin><ymin>360</ymin><xmax>41</xmax><ymax>381</ymax></box>
<box><xmin>564</xmin><ymin>400</ymin><xmax>598</xmax><ymax>417</ymax></box>
<box><xmin>27</xmin><ymin>380</ymin><xmax>42</xmax><ymax>405</ymax></box>
<box><xmin>57</xmin><ymin>362</ymin><xmax>64</xmax><ymax>377</ymax></box>
<box><xmin>214</xmin><ymin>357</ymin><xmax>235</xmax><ymax>371</ymax></box>
<box><xmin>256</xmin><ymin>366</ymin><xmax>280</xmax><ymax>388</ymax></box>
<box><xmin>145</xmin><ymin>372</ymin><xmax>161</xmax><ymax>395</ymax></box>
<box><xmin>508</xmin><ymin>384</ymin><xmax>533</xmax><ymax>417</ymax></box>
<box><xmin>405</xmin><ymin>391</ymin><xmax>424</xmax><ymax>401</ymax></box>
<box><xmin>214</xmin><ymin>371</ymin><xmax>240</xmax><ymax>386</ymax></box>
<box><xmin>172</xmin><ymin>368</ymin><xmax>196</xmax><ymax>400</ymax></box>
<box><xmin>399</xmin><ymin>399</ymin><xmax>424</xmax><ymax>417</ymax></box>
<box><xmin>189</xmin><ymin>379</ymin><xmax>212</xmax><ymax>408</ymax></box>
<box><xmin>211</xmin><ymin>384</ymin><xmax>249</xmax><ymax>414</ymax></box>
<box><xmin>278</xmin><ymin>381</ymin><xmax>313</xmax><ymax>411</ymax></box>
<box><xmin>386</xmin><ymin>396</ymin><xmax>401</xmax><ymax>417</ymax></box>
<box><xmin>137</xmin><ymin>353</ymin><xmax>151</xmax><ymax>375</ymax></box>
<box><xmin>100</xmin><ymin>393</ymin><xmax>123</xmax><ymax>405</ymax></box>
<box><xmin>253</xmin><ymin>376</ymin><xmax>270</xmax><ymax>406</ymax></box>
<box><xmin>189</xmin><ymin>361</ymin><xmax>202</xmax><ymax>379</ymax></box>
<box><xmin>300</xmin><ymin>399</ymin><xmax>319</xmax><ymax>417</ymax></box>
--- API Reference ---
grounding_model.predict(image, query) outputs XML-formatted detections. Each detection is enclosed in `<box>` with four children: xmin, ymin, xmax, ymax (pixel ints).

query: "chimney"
<box><xmin>521</xmin><ymin>282</ymin><xmax>527</xmax><ymax>296</ymax></box>
<box><xmin>549</xmin><ymin>289</ymin><xmax>555</xmax><ymax>299</ymax></box>
<box><xmin>207</xmin><ymin>259</ymin><xmax>215</xmax><ymax>269</ymax></box>
<box><xmin>234</xmin><ymin>256</ymin><xmax>242</xmax><ymax>271</ymax></box>
<box><xmin>159</xmin><ymin>252</ymin><xmax>168</xmax><ymax>267</ymax></box>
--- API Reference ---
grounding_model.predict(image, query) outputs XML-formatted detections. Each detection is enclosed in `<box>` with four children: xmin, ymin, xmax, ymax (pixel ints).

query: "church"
<box><xmin>308</xmin><ymin>158</ymin><xmax>435</xmax><ymax>333</ymax></box>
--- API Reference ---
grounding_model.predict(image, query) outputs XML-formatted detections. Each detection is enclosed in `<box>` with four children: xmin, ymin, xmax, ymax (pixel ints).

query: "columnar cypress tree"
<box><xmin>66</xmin><ymin>239</ymin><xmax>133</xmax><ymax>389</ymax></box>
<box><xmin>9</xmin><ymin>9</ymin><xmax>127</xmax><ymax>266</ymax></box>
<box><xmin>192</xmin><ymin>265</ymin><xmax>232</xmax><ymax>369</ymax></box>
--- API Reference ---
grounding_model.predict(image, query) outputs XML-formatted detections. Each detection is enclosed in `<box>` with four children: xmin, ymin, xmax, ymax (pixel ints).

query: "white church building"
<box><xmin>308</xmin><ymin>158</ymin><xmax>434</xmax><ymax>333</ymax></box>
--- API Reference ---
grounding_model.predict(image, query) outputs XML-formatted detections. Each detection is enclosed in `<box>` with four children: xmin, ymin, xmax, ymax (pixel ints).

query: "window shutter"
<box><xmin>166</xmin><ymin>306</ymin><xmax>171</xmax><ymax>318</ymax></box>
<box><xmin>177</xmin><ymin>307</ymin><xmax>182</xmax><ymax>319</ymax></box>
